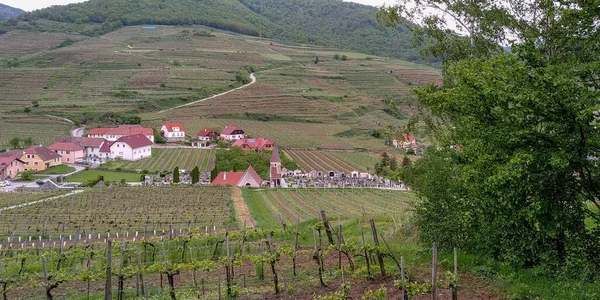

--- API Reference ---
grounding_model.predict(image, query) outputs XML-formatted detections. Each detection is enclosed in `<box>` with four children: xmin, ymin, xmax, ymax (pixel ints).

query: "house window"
<box><xmin>66</xmin><ymin>151</ymin><xmax>70</xmax><ymax>154</ymax></box>
<box><xmin>67</xmin><ymin>158</ymin><xmax>70</xmax><ymax>162</ymax></box>
<box><xmin>34</xmin><ymin>162</ymin><xmax>38</xmax><ymax>166</ymax></box>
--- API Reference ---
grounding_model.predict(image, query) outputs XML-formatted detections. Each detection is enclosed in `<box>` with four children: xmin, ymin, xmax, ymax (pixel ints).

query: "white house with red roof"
<box><xmin>0</xmin><ymin>150</ymin><xmax>26</xmax><ymax>180</ymax></box>
<box><xmin>231</xmin><ymin>137</ymin><xmax>275</xmax><ymax>153</ymax></box>
<box><xmin>100</xmin><ymin>134</ymin><xmax>153</xmax><ymax>161</ymax></box>
<box><xmin>87</xmin><ymin>125</ymin><xmax>154</xmax><ymax>143</ymax></box>
<box><xmin>393</xmin><ymin>134</ymin><xmax>418</xmax><ymax>150</ymax></box>
<box><xmin>160</xmin><ymin>122</ymin><xmax>186</xmax><ymax>142</ymax></box>
<box><xmin>220</xmin><ymin>126</ymin><xmax>245</xmax><ymax>141</ymax></box>
<box><xmin>211</xmin><ymin>166</ymin><xmax>262</xmax><ymax>187</ymax></box>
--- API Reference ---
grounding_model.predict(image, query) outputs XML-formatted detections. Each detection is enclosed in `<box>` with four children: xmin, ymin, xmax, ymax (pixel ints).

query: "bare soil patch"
<box><xmin>232</xmin><ymin>186</ymin><xmax>256</xmax><ymax>228</ymax></box>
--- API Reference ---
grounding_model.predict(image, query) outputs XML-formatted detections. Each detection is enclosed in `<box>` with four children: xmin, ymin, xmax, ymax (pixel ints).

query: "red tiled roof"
<box><xmin>48</xmin><ymin>142</ymin><xmax>83</xmax><ymax>152</ymax></box>
<box><xmin>23</xmin><ymin>146</ymin><xmax>61</xmax><ymax>161</ymax></box>
<box><xmin>244</xmin><ymin>165</ymin><xmax>263</xmax><ymax>185</ymax></box>
<box><xmin>270</xmin><ymin>146</ymin><xmax>281</xmax><ymax>162</ymax></box>
<box><xmin>88</xmin><ymin>128</ymin><xmax>110</xmax><ymax>135</ymax></box>
<box><xmin>162</xmin><ymin>121</ymin><xmax>185</xmax><ymax>132</ymax></box>
<box><xmin>88</xmin><ymin>125</ymin><xmax>153</xmax><ymax>137</ymax></box>
<box><xmin>100</xmin><ymin>141</ymin><xmax>114</xmax><ymax>153</ymax></box>
<box><xmin>211</xmin><ymin>171</ymin><xmax>244</xmax><ymax>186</ymax></box>
<box><xmin>0</xmin><ymin>150</ymin><xmax>24</xmax><ymax>167</ymax></box>
<box><xmin>198</xmin><ymin>128</ymin><xmax>218</xmax><ymax>137</ymax></box>
<box><xmin>232</xmin><ymin>138</ymin><xmax>274</xmax><ymax>150</ymax></box>
<box><xmin>114</xmin><ymin>134</ymin><xmax>153</xmax><ymax>149</ymax></box>
<box><xmin>220</xmin><ymin>125</ymin><xmax>244</xmax><ymax>135</ymax></box>
<box><xmin>80</xmin><ymin>138</ymin><xmax>106</xmax><ymax>148</ymax></box>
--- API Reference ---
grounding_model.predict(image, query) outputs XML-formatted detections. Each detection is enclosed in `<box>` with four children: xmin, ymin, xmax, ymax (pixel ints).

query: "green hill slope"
<box><xmin>0</xmin><ymin>3</ymin><xmax>24</xmax><ymax>21</ymax></box>
<box><xmin>0</xmin><ymin>0</ymin><xmax>420</xmax><ymax>61</ymax></box>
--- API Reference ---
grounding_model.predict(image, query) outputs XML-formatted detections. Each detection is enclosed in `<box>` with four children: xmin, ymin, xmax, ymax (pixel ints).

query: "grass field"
<box><xmin>101</xmin><ymin>148</ymin><xmax>216</xmax><ymax>173</ymax></box>
<box><xmin>0</xmin><ymin>186</ymin><xmax>233</xmax><ymax>237</ymax></box>
<box><xmin>65</xmin><ymin>170</ymin><xmax>143</xmax><ymax>182</ymax></box>
<box><xmin>39</xmin><ymin>165</ymin><xmax>75</xmax><ymax>174</ymax></box>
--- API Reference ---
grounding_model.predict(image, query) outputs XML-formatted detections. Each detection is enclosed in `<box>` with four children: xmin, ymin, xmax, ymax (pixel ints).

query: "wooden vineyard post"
<box><xmin>453</xmin><ymin>247</ymin><xmax>458</xmax><ymax>300</ymax></box>
<box><xmin>454</xmin><ymin>247</ymin><xmax>458</xmax><ymax>274</ymax></box>
<box><xmin>432</xmin><ymin>242</ymin><xmax>437</xmax><ymax>300</ymax></box>
<box><xmin>401</xmin><ymin>256</ymin><xmax>407</xmax><ymax>300</ymax></box>
<box><xmin>144</xmin><ymin>282</ymin><xmax>149</xmax><ymax>300</ymax></box>
<box><xmin>359</xmin><ymin>221</ymin><xmax>371</xmax><ymax>279</ymax></box>
<box><xmin>105</xmin><ymin>240</ymin><xmax>112</xmax><ymax>300</ymax></box>
<box><xmin>226</xmin><ymin>233</ymin><xmax>231</xmax><ymax>298</ymax></box>
<box><xmin>337</xmin><ymin>224</ymin><xmax>342</xmax><ymax>270</ymax></box>
<box><xmin>320</xmin><ymin>210</ymin><xmax>335</xmax><ymax>245</ymax></box>
<box><xmin>218</xmin><ymin>278</ymin><xmax>222</xmax><ymax>300</ymax></box>
<box><xmin>312</xmin><ymin>228</ymin><xmax>326</xmax><ymax>287</ymax></box>
<box><xmin>137</xmin><ymin>244</ymin><xmax>144</xmax><ymax>297</ymax></box>
<box><xmin>369</xmin><ymin>219</ymin><xmax>385</xmax><ymax>276</ymax></box>
<box><xmin>293</xmin><ymin>218</ymin><xmax>299</xmax><ymax>276</ymax></box>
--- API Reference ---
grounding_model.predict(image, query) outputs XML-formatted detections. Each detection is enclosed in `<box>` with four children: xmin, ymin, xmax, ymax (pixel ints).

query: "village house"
<box><xmin>160</xmin><ymin>121</ymin><xmax>186</xmax><ymax>142</ymax></box>
<box><xmin>231</xmin><ymin>137</ymin><xmax>275</xmax><ymax>153</ymax></box>
<box><xmin>20</xmin><ymin>146</ymin><xmax>62</xmax><ymax>172</ymax></box>
<box><xmin>50</xmin><ymin>137</ymin><xmax>108</xmax><ymax>164</ymax></box>
<box><xmin>192</xmin><ymin>128</ymin><xmax>219</xmax><ymax>148</ymax></box>
<box><xmin>211</xmin><ymin>166</ymin><xmax>262</xmax><ymax>187</ymax></box>
<box><xmin>393</xmin><ymin>134</ymin><xmax>418</xmax><ymax>150</ymax></box>
<box><xmin>87</xmin><ymin>125</ymin><xmax>154</xmax><ymax>143</ymax></box>
<box><xmin>48</xmin><ymin>141</ymin><xmax>84</xmax><ymax>163</ymax></box>
<box><xmin>220</xmin><ymin>126</ymin><xmax>245</xmax><ymax>141</ymax></box>
<box><xmin>0</xmin><ymin>150</ymin><xmax>26</xmax><ymax>180</ymax></box>
<box><xmin>100</xmin><ymin>134</ymin><xmax>153</xmax><ymax>161</ymax></box>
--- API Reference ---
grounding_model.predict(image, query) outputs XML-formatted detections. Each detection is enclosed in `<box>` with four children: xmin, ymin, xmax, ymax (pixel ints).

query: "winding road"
<box><xmin>158</xmin><ymin>73</ymin><xmax>256</xmax><ymax>113</ymax></box>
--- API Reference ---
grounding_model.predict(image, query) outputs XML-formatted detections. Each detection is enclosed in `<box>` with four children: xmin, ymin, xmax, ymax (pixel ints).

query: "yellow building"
<box><xmin>21</xmin><ymin>146</ymin><xmax>62</xmax><ymax>172</ymax></box>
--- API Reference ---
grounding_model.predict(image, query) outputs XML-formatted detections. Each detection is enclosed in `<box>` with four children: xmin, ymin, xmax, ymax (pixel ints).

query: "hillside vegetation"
<box><xmin>0</xmin><ymin>3</ymin><xmax>23</xmax><ymax>21</ymax></box>
<box><xmin>0</xmin><ymin>0</ymin><xmax>421</xmax><ymax>61</ymax></box>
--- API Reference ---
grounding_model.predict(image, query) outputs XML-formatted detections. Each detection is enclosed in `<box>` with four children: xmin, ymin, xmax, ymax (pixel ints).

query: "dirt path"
<box><xmin>231</xmin><ymin>186</ymin><xmax>256</xmax><ymax>228</ymax></box>
<box><xmin>158</xmin><ymin>73</ymin><xmax>256</xmax><ymax>113</ymax></box>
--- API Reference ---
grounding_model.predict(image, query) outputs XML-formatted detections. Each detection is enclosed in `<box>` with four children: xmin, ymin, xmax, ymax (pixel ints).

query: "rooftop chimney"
<box><xmin>224</xmin><ymin>172</ymin><xmax>226</xmax><ymax>180</ymax></box>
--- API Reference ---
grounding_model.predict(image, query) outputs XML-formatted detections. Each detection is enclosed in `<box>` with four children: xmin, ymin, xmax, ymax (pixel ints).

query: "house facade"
<box><xmin>0</xmin><ymin>150</ymin><xmax>26</xmax><ymax>180</ymax></box>
<box><xmin>160</xmin><ymin>122</ymin><xmax>186</xmax><ymax>142</ymax></box>
<box><xmin>211</xmin><ymin>166</ymin><xmax>262</xmax><ymax>187</ymax></box>
<box><xmin>48</xmin><ymin>141</ymin><xmax>84</xmax><ymax>163</ymax></box>
<box><xmin>100</xmin><ymin>134</ymin><xmax>152</xmax><ymax>161</ymax></box>
<box><xmin>49</xmin><ymin>137</ymin><xmax>109</xmax><ymax>164</ymax></box>
<box><xmin>393</xmin><ymin>134</ymin><xmax>417</xmax><ymax>150</ymax></box>
<box><xmin>87</xmin><ymin>125</ymin><xmax>154</xmax><ymax>143</ymax></box>
<box><xmin>220</xmin><ymin>126</ymin><xmax>245</xmax><ymax>141</ymax></box>
<box><xmin>231</xmin><ymin>138</ymin><xmax>275</xmax><ymax>153</ymax></box>
<box><xmin>197</xmin><ymin>128</ymin><xmax>219</xmax><ymax>141</ymax></box>
<box><xmin>21</xmin><ymin>146</ymin><xmax>62</xmax><ymax>172</ymax></box>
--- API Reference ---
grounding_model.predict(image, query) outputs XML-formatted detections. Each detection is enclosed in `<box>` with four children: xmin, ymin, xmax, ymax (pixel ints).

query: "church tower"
<box><xmin>270</xmin><ymin>146</ymin><xmax>282</xmax><ymax>187</ymax></box>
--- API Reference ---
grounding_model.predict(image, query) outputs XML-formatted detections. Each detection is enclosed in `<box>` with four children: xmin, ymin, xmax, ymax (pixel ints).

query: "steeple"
<box><xmin>270</xmin><ymin>146</ymin><xmax>282</xmax><ymax>187</ymax></box>
<box><xmin>270</xmin><ymin>146</ymin><xmax>281</xmax><ymax>163</ymax></box>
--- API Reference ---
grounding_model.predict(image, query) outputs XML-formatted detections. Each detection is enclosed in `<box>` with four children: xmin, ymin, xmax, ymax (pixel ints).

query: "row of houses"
<box><xmin>0</xmin><ymin>146</ymin><xmax>62</xmax><ymax>180</ymax></box>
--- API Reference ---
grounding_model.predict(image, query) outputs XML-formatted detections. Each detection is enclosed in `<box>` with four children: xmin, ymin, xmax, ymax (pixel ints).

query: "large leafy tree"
<box><xmin>381</xmin><ymin>1</ymin><xmax>600</xmax><ymax>271</ymax></box>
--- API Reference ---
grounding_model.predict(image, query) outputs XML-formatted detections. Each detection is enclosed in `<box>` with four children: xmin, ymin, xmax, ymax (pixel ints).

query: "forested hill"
<box><xmin>0</xmin><ymin>0</ymin><xmax>421</xmax><ymax>61</ymax></box>
<box><xmin>0</xmin><ymin>3</ymin><xmax>24</xmax><ymax>21</ymax></box>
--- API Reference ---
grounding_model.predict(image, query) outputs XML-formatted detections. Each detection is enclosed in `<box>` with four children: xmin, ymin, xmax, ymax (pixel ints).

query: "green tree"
<box><xmin>191</xmin><ymin>166</ymin><xmax>199</xmax><ymax>184</ymax></box>
<box><xmin>9</xmin><ymin>137</ymin><xmax>20</xmax><ymax>149</ymax></box>
<box><xmin>173</xmin><ymin>166</ymin><xmax>180</xmax><ymax>183</ymax></box>
<box><xmin>235</xmin><ymin>70</ymin><xmax>251</xmax><ymax>84</ymax></box>
<box><xmin>382</xmin><ymin>1</ymin><xmax>600</xmax><ymax>271</ymax></box>
<box><xmin>22</xmin><ymin>137</ymin><xmax>34</xmax><ymax>148</ymax></box>
<box><xmin>333</xmin><ymin>54</ymin><xmax>340</xmax><ymax>60</ymax></box>
<box><xmin>401</xmin><ymin>155</ymin><xmax>411</xmax><ymax>168</ymax></box>
<box><xmin>153</xmin><ymin>128</ymin><xmax>166</xmax><ymax>144</ymax></box>
<box><xmin>19</xmin><ymin>170</ymin><xmax>34</xmax><ymax>181</ymax></box>
<box><xmin>389</xmin><ymin>156</ymin><xmax>398</xmax><ymax>171</ymax></box>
